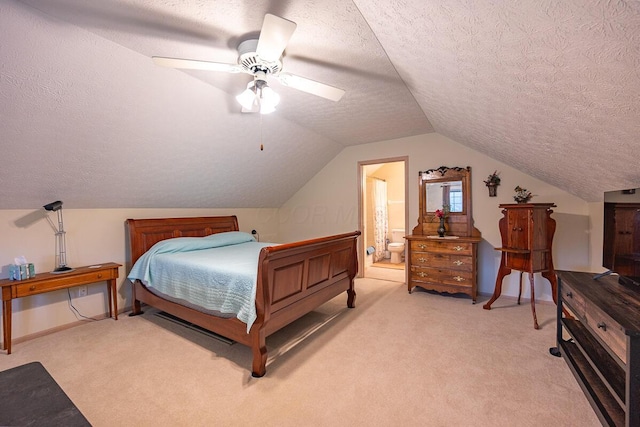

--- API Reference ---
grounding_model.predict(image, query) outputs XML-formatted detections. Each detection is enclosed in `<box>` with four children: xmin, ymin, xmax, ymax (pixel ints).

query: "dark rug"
<box><xmin>0</xmin><ymin>362</ymin><xmax>91</xmax><ymax>426</ymax></box>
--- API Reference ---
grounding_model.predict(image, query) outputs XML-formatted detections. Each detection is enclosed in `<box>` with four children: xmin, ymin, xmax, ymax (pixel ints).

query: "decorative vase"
<box><xmin>487</xmin><ymin>183</ymin><xmax>497</xmax><ymax>197</ymax></box>
<box><xmin>437</xmin><ymin>217</ymin><xmax>446</xmax><ymax>237</ymax></box>
<box><xmin>514</xmin><ymin>195</ymin><xmax>532</xmax><ymax>203</ymax></box>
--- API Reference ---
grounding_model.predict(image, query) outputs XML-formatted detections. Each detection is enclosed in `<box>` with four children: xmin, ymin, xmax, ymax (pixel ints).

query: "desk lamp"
<box><xmin>43</xmin><ymin>200</ymin><xmax>73</xmax><ymax>273</ymax></box>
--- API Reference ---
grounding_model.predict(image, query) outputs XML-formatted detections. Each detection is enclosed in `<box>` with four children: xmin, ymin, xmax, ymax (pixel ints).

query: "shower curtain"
<box><xmin>373</xmin><ymin>178</ymin><xmax>388</xmax><ymax>262</ymax></box>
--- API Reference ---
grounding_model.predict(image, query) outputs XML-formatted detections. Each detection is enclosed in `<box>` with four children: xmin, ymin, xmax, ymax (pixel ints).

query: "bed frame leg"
<box><xmin>251</xmin><ymin>330</ymin><xmax>267</xmax><ymax>378</ymax></box>
<box><xmin>347</xmin><ymin>286</ymin><xmax>356</xmax><ymax>308</ymax></box>
<box><xmin>128</xmin><ymin>300</ymin><xmax>143</xmax><ymax>316</ymax></box>
<box><xmin>128</xmin><ymin>281</ymin><xmax>144</xmax><ymax>316</ymax></box>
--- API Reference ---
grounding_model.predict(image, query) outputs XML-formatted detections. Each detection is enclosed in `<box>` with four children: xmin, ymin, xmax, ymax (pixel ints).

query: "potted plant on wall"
<box><xmin>484</xmin><ymin>170</ymin><xmax>501</xmax><ymax>197</ymax></box>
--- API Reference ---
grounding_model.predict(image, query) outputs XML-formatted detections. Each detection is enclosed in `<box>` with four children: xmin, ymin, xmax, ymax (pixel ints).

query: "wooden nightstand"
<box><xmin>1</xmin><ymin>262</ymin><xmax>121</xmax><ymax>354</ymax></box>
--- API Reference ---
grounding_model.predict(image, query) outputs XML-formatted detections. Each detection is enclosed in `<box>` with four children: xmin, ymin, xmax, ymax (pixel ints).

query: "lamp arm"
<box><xmin>45</xmin><ymin>215</ymin><xmax>59</xmax><ymax>234</ymax></box>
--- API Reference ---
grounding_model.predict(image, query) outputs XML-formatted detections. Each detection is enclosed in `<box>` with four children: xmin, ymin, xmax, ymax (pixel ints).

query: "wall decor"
<box><xmin>483</xmin><ymin>170</ymin><xmax>501</xmax><ymax>197</ymax></box>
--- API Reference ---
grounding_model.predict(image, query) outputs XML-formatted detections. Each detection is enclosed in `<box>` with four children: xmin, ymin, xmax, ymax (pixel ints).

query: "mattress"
<box><xmin>128</xmin><ymin>232</ymin><xmax>273</xmax><ymax>332</ymax></box>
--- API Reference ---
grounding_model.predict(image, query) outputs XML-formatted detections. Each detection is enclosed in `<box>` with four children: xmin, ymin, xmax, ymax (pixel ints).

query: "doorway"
<box><xmin>358</xmin><ymin>157</ymin><xmax>409</xmax><ymax>282</ymax></box>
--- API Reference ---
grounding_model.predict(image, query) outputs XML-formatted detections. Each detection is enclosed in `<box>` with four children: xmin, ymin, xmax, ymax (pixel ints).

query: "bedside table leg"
<box><xmin>2</xmin><ymin>300</ymin><xmax>11</xmax><ymax>354</ymax></box>
<box><xmin>107</xmin><ymin>279</ymin><xmax>118</xmax><ymax>320</ymax></box>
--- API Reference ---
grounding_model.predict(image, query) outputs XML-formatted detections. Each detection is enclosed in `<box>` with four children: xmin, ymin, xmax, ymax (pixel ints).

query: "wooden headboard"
<box><xmin>126</xmin><ymin>216</ymin><xmax>239</xmax><ymax>265</ymax></box>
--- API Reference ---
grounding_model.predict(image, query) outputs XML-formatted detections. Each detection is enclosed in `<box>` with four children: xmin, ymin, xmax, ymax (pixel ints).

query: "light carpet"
<box><xmin>0</xmin><ymin>277</ymin><xmax>600</xmax><ymax>426</ymax></box>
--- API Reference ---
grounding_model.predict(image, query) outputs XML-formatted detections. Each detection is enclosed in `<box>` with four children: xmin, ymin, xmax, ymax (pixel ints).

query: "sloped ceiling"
<box><xmin>1</xmin><ymin>0</ymin><xmax>639</xmax><ymax>209</ymax></box>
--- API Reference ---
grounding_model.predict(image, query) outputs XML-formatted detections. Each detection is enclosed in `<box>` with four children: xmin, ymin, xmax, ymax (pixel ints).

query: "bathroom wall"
<box><xmin>370</xmin><ymin>162</ymin><xmax>405</xmax><ymax>240</ymax></box>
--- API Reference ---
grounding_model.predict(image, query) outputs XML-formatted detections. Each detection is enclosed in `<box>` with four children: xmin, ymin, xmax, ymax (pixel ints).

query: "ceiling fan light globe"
<box><xmin>260</xmin><ymin>86</ymin><xmax>280</xmax><ymax>107</ymax></box>
<box><xmin>236</xmin><ymin>85</ymin><xmax>257</xmax><ymax>110</ymax></box>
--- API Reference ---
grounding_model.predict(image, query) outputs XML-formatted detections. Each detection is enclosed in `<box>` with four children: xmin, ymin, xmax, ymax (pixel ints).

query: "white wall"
<box><xmin>588</xmin><ymin>201</ymin><xmax>605</xmax><ymax>273</ymax></box>
<box><xmin>279</xmin><ymin>133</ymin><xmax>599</xmax><ymax>300</ymax></box>
<box><xmin>0</xmin><ymin>132</ymin><xmax>608</xmax><ymax>343</ymax></box>
<box><xmin>1</xmin><ymin>208</ymin><xmax>279</xmax><ymax>341</ymax></box>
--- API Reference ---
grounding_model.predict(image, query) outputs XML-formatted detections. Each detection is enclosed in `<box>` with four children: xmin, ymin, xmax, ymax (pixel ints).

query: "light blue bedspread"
<box><xmin>128</xmin><ymin>232</ymin><xmax>272</xmax><ymax>333</ymax></box>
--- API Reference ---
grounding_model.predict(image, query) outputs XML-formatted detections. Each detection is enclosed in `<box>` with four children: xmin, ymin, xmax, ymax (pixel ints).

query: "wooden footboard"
<box><xmin>126</xmin><ymin>216</ymin><xmax>360</xmax><ymax>377</ymax></box>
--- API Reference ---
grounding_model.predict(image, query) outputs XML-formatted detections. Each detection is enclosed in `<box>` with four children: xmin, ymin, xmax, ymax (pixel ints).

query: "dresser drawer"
<box><xmin>410</xmin><ymin>252</ymin><xmax>472</xmax><ymax>271</ymax></box>
<box><xmin>561</xmin><ymin>281</ymin><xmax>586</xmax><ymax>319</ymax></box>
<box><xmin>411</xmin><ymin>267</ymin><xmax>473</xmax><ymax>287</ymax></box>
<box><xmin>410</xmin><ymin>240</ymin><xmax>472</xmax><ymax>255</ymax></box>
<box><xmin>585</xmin><ymin>304</ymin><xmax>627</xmax><ymax>364</ymax></box>
<box><xmin>14</xmin><ymin>270</ymin><xmax>116</xmax><ymax>298</ymax></box>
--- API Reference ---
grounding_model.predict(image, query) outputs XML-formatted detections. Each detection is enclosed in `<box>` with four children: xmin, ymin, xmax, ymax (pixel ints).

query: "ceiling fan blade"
<box><xmin>277</xmin><ymin>72</ymin><xmax>345</xmax><ymax>102</ymax></box>
<box><xmin>256</xmin><ymin>14</ymin><xmax>297</xmax><ymax>62</ymax></box>
<box><xmin>152</xmin><ymin>56</ymin><xmax>243</xmax><ymax>73</ymax></box>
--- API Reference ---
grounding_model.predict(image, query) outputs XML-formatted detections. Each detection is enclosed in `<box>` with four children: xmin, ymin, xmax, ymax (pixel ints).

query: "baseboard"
<box><xmin>4</xmin><ymin>308</ymin><xmax>125</xmax><ymax>347</ymax></box>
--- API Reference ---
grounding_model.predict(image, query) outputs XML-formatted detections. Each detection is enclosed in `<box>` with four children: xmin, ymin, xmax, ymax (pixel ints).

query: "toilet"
<box><xmin>388</xmin><ymin>229</ymin><xmax>405</xmax><ymax>264</ymax></box>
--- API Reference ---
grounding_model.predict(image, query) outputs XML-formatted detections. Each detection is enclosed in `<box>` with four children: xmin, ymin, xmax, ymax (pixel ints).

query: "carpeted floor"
<box><xmin>0</xmin><ymin>277</ymin><xmax>600</xmax><ymax>426</ymax></box>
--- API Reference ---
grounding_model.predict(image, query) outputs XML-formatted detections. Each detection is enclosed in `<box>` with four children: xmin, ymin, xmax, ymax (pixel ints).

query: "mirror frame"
<box><xmin>413</xmin><ymin>166</ymin><xmax>479</xmax><ymax>237</ymax></box>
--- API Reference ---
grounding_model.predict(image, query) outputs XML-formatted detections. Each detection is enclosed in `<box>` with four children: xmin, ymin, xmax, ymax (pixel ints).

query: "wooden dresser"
<box><xmin>553</xmin><ymin>271</ymin><xmax>640</xmax><ymax>427</ymax></box>
<box><xmin>406</xmin><ymin>235</ymin><xmax>481</xmax><ymax>302</ymax></box>
<box><xmin>407</xmin><ymin>166</ymin><xmax>481</xmax><ymax>303</ymax></box>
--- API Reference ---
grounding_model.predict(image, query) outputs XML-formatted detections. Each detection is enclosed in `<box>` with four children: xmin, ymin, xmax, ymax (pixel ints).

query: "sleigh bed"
<box><xmin>126</xmin><ymin>216</ymin><xmax>360</xmax><ymax>377</ymax></box>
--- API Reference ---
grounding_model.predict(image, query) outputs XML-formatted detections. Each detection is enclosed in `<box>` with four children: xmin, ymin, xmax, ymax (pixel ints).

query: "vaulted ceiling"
<box><xmin>2</xmin><ymin>0</ymin><xmax>639</xmax><ymax>209</ymax></box>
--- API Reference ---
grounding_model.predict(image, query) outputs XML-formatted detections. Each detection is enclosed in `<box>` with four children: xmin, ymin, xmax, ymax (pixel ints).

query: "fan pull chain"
<box><xmin>259</xmin><ymin>107</ymin><xmax>264</xmax><ymax>151</ymax></box>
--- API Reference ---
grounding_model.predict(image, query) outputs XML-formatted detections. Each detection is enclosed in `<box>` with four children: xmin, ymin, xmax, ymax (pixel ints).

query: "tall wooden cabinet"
<box><xmin>406</xmin><ymin>166</ymin><xmax>481</xmax><ymax>302</ymax></box>
<box><xmin>603</xmin><ymin>202</ymin><xmax>640</xmax><ymax>278</ymax></box>
<box><xmin>483</xmin><ymin>203</ymin><xmax>557</xmax><ymax>329</ymax></box>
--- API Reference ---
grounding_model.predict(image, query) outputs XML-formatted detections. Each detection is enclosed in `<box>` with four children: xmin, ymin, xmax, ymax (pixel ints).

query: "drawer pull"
<box><xmin>29</xmin><ymin>285</ymin><xmax>36</xmax><ymax>291</ymax></box>
<box><xmin>418</xmin><ymin>257</ymin><xmax>426</xmax><ymax>263</ymax></box>
<box><xmin>453</xmin><ymin>260</ymin><xmax>463</xmax><ymax>266</ymax></box>
<box><xmin>418</xmin><ymin>244</ymin><xmax>427</xmax><ymax>249</ymax></box>
<box><xmin>565</xmin><ymin>291</ymin><xmax>572</xmax><ymax>298</ymax></box>
<box><xmin>97</xmin><ymin>274</ymin><xmax>103</xmax><ymax>279</ymax></box>
<box><xmin>453</xmin><ymin>246</ymin><xmax>463</xmax><ymax>251</ymax></box>
<box><xmin>453</xmin><ymin>276</ymin><xmax>465</xmax><ymax>282</ymax></box>
<box><xmin>512</xmin><ymin>227</ymin><xmax>523</xmax><ymax>231</ymax></box>
<box><xmin>597</xmin><ymin>322</ymin><xmax>607</xmax><ymax>331</ymax></box>
<box><xmin>417</xmin><ymin>272</ymin><xmax>427</xmax><ymax>278</ymax></box>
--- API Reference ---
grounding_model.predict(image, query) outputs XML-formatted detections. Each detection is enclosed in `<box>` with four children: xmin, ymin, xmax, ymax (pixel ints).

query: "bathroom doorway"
<box><xmin>358</xmin><ymin>157</ymin><xmax>408</xmax><ymax>282</ymax></box>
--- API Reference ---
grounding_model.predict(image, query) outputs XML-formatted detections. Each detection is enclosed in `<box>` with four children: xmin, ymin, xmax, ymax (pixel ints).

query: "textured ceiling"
<box><xmin>356</xmin><ymin>0</ymin><xmax>640</xmax><ymax>201</ymax></box>
<box><xmin>1</xmin><ymin>0</ymin><xmax>639</xmax><ymax>209</ymax></box>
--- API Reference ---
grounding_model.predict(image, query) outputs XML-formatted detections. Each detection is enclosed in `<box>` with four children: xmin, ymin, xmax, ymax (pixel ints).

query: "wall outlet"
<box><xmin>78</xmin><ymin>285</ymin><xmax>88</xmax><ymax>297</ymax></box>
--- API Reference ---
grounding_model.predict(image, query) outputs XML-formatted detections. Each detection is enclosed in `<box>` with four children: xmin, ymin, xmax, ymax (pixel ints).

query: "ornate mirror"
<box><xmin>413</xmin><ymin>166</ymin><xmax>479</xmax><ymax>237</ymax></box>
<box><xmin>425</xmin><ymin>179</ymin><xmax>465</xmax><ymax>213</ymax></box>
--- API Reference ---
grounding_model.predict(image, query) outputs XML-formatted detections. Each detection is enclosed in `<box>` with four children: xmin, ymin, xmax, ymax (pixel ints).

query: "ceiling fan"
<box><xmin>152</xmin><ymin>14</ymin><xmax>345</xmax><ymax>114</ymax></box>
